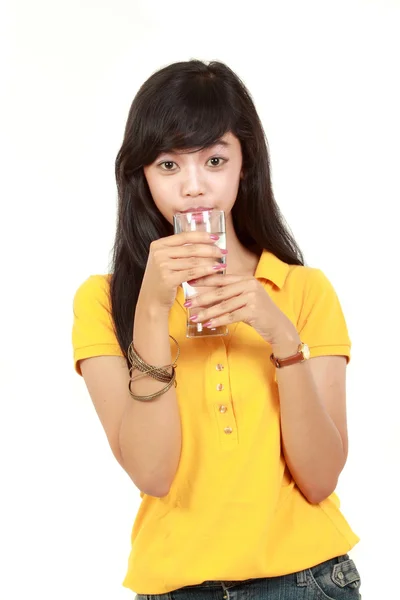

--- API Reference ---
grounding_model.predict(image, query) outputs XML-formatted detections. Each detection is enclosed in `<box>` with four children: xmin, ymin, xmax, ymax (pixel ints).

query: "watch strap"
<box><xmin>270</xmin><ymin>342</ymin><xmax>310</xmax><ymax>369</ymax></box>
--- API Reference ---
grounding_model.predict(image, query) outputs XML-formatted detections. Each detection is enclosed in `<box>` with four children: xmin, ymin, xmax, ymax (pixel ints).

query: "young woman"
<box><xmin>72</xmin><ymin>60</ymin><xmax>361</xmax><ymax>599</ymax></box>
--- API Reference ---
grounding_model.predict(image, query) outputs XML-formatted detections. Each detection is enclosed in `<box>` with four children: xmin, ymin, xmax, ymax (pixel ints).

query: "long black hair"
<box><xmin>110</xmin><ymin>60</ymin><xmax>304</xmax><ymax>362</ymax></box>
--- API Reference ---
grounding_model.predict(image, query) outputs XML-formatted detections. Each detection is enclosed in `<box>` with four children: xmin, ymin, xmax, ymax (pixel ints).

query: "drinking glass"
<box><xmin>173</xmin><ymin>209</ymin><xmax>228</xmax><ymax>338</ymax></box>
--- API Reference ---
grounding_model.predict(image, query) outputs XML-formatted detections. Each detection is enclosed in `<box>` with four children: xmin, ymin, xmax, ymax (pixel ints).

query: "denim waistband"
<box><xmin>179</xmin><ymin>554</ymin><xmax>350</xmax><ymax>590</ymax></box>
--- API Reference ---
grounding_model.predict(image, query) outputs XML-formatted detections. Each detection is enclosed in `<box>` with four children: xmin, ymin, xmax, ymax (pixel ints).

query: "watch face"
<box><xmin>302</xmin><ymin>343</ymin><xmax>311</xmax><ymax>360</ymax></box>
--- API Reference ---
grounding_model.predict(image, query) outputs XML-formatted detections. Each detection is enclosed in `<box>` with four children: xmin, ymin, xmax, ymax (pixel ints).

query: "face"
<box><xmin>143</xmin><ymin>132</ymin><xmax>243</xmax><ymax>225</ymax></box>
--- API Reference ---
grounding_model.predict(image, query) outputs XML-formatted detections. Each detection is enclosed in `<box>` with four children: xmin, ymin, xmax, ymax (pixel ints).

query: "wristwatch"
<box><xmin>270</xmin><ymin>342</ymin><xmax>310</xmax><ymax>369</ymax></box>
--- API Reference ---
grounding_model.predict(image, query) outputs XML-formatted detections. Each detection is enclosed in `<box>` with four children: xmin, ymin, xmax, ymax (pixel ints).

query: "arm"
<box><xmin>118</xmin><ymin>302</ymin><xmax>181</xmax><ymax>498</ymax></box>
<box><xmin>273</xmin><ymin>336</ymin><xmax>348</xmax><ymax>505</ymax></box>
<box><xmin>79</xmin><ymin>304</ymin><xmax>181</xmax><ymax>499</ymax></box>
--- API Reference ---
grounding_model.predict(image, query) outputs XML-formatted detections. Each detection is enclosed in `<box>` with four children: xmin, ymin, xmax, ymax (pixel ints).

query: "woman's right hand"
<box><xmin>137</xmin><ymin>232</ymin><xmax>226</xmax><ymax>314</ymax></box>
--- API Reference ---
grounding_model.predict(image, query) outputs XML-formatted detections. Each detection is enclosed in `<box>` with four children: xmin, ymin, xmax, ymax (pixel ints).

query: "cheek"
<box><xmin>217</xmin><ymin>171</ymin><xmax>241</xmax><ymax>210</ymax></box>
<box><xmin>145</xmin><ymin>174</ymin><xmax>174</xmax><ymax>219</ymax></box>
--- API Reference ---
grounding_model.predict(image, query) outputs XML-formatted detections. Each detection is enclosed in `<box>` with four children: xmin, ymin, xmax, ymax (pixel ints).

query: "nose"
<box><xmin>181</xmin><ymin>166</ymin><xmax>205</xmax><ymax>198</ymax></box>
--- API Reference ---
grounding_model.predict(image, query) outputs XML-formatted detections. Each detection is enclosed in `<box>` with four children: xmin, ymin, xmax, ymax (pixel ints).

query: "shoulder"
<box><xmin>73</xmin><ymin>274</ymin><xmax>112</xmax><ymax>312</ymax></box>
<box><xmin>285</xmin><ymin>264</ymin><xmax>334</xmax><ymax>293</ymax></box>
<box><xmin>285</xmin><ymin>264</ymin><xmax>348</xmax><ymax>335</ymax></box>
<box><xmin>284</xmin><ymin>263</ymin><xmax>343</xmax><ymax>314</ymax></box>
<box><xmin>263</xmin><ymin>254</ymin><xmax>346</xmax><ymax>321</ymax></box>
<box><xmin>72</xmin><ymin>274</ymin><xmax>123</xmax><ymax>374</ymax></box>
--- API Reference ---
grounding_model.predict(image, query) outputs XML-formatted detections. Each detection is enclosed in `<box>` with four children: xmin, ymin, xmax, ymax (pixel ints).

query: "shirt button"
<box><xmin>224</xmin><ymin>427</ymin><xmax>233</xmax><ymax>434</ymax></box>
<box><xmin>337</xmin><ymin>572</ymin><xmax>344</xmax><ymax>580</ymax></box>
<box><xmin>219</xmin><ymin>405</ymin><xmax>228</xmax><ymax>413</ymax></box>
<box><xmin>216</xmin><ymin>363</ymin><xmax>224</xmax><ymax>371</ymax></box>
<box><xmin>216</xmin><ymin>383</ymin><xmax>224</xmax><ymax>391</ymax></box>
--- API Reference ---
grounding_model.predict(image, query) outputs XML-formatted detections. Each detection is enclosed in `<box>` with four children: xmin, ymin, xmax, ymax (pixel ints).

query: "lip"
<box><xmin>179</xmin><ymin>207</ymin><xmax>214</xmax><ymax>214</ymax></box>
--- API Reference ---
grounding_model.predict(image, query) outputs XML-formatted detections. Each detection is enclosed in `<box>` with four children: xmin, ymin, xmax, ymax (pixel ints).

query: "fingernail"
<box><xmin>213</xmin><ymin>264</ymin><xmax>226</xmax><ymax>270</ymax></box>
<box><xmin>190</xmin><ymin>315</ymin><xmax>198</xmax><ymax>321</ymax></box>
<box><xmin>210</xmin><ymin>234</ymin><xmax>219</xmax><ymax>240</ymax></box>
<box><xmin>183</xmin><ymin>300</ymin><xmax>192</xmax><ymax>308</ymax></box>
<box><xmin>221</xmin><ymin>249</ymin><xmax>228</xmax><ymax>255</ymax></box>
<box><xmin>203</xmin><ymin>321</ymin><xmax>213</xmax><ymax>327</ymax></box>
<box><xmin>188</xmin><ymin>279</ymin><xmax>198</xmax><ymax>285</ymax></box>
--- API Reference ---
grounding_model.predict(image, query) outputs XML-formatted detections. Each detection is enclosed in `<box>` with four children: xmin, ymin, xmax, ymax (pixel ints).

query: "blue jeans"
<box><xmin>136</xmin><ymin>554</ymin><xmax>361</xmax><ymax>600</ymax></box>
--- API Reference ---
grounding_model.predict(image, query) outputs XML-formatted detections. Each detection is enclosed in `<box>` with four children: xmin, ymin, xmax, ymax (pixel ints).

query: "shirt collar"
<box><xmin>254</xmin><ymin>250</ymin><xmax>290</xmax><ymax>289</ymax></box>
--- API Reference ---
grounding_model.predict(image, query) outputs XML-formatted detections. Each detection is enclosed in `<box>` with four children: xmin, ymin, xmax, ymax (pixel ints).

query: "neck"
<box><xmin>224</xmin><ymin>214</ymin><xmax>259</xmax><ymax>277</ymax></box>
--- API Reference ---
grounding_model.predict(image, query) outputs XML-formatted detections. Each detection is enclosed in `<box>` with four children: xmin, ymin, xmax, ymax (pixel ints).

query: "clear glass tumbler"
<box><xmin>173</xmin><ymin>209</ymin><xmax>228</xmax><ymax>338</ymax></box>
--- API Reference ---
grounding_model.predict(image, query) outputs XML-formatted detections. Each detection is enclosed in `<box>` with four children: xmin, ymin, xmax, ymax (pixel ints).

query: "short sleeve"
<box><xmin>296</xmin><ymin>268</ymin><xmax>351</xmax><ymax>362</ymax></box>
<box><xmin>72</xmin><ymin>275</ymin><xmax>124</xmax><ymax>376</ymax></box>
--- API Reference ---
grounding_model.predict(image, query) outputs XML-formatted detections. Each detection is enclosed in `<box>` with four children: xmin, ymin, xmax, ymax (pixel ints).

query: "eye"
<box><xmin>159</xmin><ymin>161</ymin><xmax>177</xmax><ymax>171</ymax></box>
<box><xmin>207</xmin><ymin>157</ymin><xmax>226</xmax><ymax>167</ymax></box>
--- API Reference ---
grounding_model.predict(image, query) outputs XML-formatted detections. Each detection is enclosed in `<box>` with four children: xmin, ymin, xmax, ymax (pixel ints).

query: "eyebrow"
<box><xmin>163</xmin><ymin>139</ymin><xmax>231</xmax><ymax>156</ymax></box>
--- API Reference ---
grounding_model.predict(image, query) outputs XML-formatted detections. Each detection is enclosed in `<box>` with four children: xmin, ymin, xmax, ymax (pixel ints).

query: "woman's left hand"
<box><xmin>185</xmin><ymin>274</ymin><xmax>300</xmax><ymax>351</ymax></box>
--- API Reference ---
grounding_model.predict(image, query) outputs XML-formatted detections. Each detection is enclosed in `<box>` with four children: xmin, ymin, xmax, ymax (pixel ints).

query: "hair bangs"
<box><xmin>143</xmin><ymin>78</ymin><xmax>236</xmax><ymax>163</ymax></box>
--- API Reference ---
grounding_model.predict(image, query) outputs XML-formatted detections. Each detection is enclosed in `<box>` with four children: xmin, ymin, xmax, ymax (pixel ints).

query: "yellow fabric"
<box><xmin>72</xmin><ymin>251</ymin><xmax>359</xmax><ymax>594</ymax></box>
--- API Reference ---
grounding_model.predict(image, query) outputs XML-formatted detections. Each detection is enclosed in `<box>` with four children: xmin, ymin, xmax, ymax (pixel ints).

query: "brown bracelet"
<box><xmin>128</xmin><ymin>369</ymin><xmax>177</xmax><ymax>402</ymax></box>
<box><xmin>128</xmin><ymin>335</ymin><xmax>180</xmax><ymax>381</ymax></box>
<box><xmin>127</xmin><ymin>336</ymin><xmax>180</xmax><ymax>402</ymax></box>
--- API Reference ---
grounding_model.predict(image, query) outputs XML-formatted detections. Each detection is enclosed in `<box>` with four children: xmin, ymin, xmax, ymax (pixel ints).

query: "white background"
<box><xmin>1</xmin><ymin>1</ymin><xmax>399</xmax><ymax>598</ymax></box>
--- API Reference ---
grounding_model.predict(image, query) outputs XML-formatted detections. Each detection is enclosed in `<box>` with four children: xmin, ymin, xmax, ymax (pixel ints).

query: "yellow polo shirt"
<box><xmin>72</xmin><ymin>251</ymin><xmax>359</xmax><ymax>594</ymax></box>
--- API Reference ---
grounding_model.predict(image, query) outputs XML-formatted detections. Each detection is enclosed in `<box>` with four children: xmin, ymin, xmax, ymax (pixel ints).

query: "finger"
<box><xmin>188</xmin><ymin>274</ymin><xmax>247</xmax><ymax>287</ymax></box>
<box><xmin>203</xmin><ymin>307</ymin><xmax>248</xmax><ymax>329</ymax></box>
<box><xmin>186</xmin><ymin>280</ymin><xmax>248</xmax><ymax>308</ymax></box>
<box><xmin>167</xmin><ymin>243</ymin><xmax>226</xmax><ymax>261</ymax></box>
<box><xmin>173</xmin><ymin>262</ymin><xmax>227</xmax><ymax>286</ymax></box>
<box><xmin>191</xmin><ymin>298</ymin><xmax>248</xmax><ymax>327</ymax></box>
<box><xmin>169</xmin><ymin>257</ymin><xmax>220</xmax><ymax>272</ymax></box>
<box><xmin>161</xmin><ymin>231</ymin><xmax>222</xmax><ymax>247</ymax></box>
